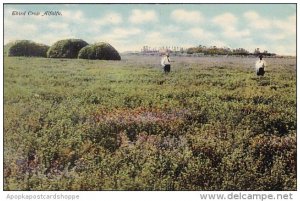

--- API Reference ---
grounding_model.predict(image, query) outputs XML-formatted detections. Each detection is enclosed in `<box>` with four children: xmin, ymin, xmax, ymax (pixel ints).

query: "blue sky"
<box><xmin>4</xmin><ymin>4</ymin><xmax>296</xmax><ymax>55</ymax></box>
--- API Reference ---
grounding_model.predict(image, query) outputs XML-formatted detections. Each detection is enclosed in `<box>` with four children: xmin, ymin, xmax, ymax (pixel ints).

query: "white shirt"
<box><xmin>255</xmin><ymin>59</ymin><xmax>267</xmax><ymax>71</ymax></box>
<box><xmin>161</xmin><ymin>56</ymin><xmax>170</xmax><ymax>66</ymax></box>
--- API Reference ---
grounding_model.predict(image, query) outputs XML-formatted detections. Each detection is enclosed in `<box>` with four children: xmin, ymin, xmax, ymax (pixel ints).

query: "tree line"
<box><xmin>186</xmin><ymin>45</ymin><xmax>276</xmax><ymax>56</ymax></box>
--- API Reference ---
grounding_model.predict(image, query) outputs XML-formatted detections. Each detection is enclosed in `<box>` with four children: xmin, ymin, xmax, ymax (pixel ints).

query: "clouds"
<box><xmin>4</xmin><ymin>17</ymin><xmax>39</xmax><ymax>44</ymax></box>
<box><xmin>212</xmin><ymin>12</ymin><xmax>250</xmax><ymax>39</ymax></box>
<box><xmin>243</xmin><ymin>10</ymin><xmax>296</xmax><ymax>34</ymax></box>
<box><xmin>129</xmin><ymin>9</ymin><xmax>158</xmax><ymax>24</ymax></box>
<box><xmin>274</xmin><ymin>14</ymin><xmax>296</xmax><ymax>34</ymax></box>
<box><xmin>244</xmin><ymin>11</ymin><xmax>273</xmax><ymax>30</ymax></box>
<box><xmin>3</xmin><ymin>5</ymin><xmax>296</xmax><ymax>55</ymax></box>
<box><xmin>61</xmin><ymin>9</ymin><xmax>85</xmax><ymax>23</ymax></box>
<box><xmin>212</xmin><ymin>12</ymin><xmax>238</xmax><ymax>28</ymax></box>
<box><xmin>48</xmin><ymin>22</ymin><xmax>69</xmax><ymax>30</ymax></box>
<box><xmin>92</xmin><ymin>12</ymin><xmax>123</xmax><ymax>26</ymax></box>
<box><xmin>187</xmin><ymin>28</ymin><xmax>213</xmax><ymax>40</ymax></box>
<box><xmin>98</xmin><ymin>27</ymin><xmax>142</xmax><ymax>41</ymax></box>
<box><xmin>243</xmin><ymin>10</ymin><xmax>296</xmax><ymax>45</ymax></box>
<box><xmin>171</xmin><ymin>9</ymin><xmax>203</xmax><ymax>24</ymax></box>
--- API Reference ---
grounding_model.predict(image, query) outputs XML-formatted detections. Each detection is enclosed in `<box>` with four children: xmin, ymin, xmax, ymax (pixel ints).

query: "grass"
<box><xmin>3</xmin><ymin>55</ymin><xmax>296</xmax><ymax>190</ymax></box>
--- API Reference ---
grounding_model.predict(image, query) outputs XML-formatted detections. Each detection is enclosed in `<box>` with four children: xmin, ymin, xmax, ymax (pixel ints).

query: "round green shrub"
<box><xmin>47</xmin><ymin>39</ymin><xmax>88</xmax><ymax>58</ymax></box>
<box><xmin>6</xmin><ymin>40</ymin><xmax>49</xmax><ymax>57</ymax></box>
<box><xmin>78</xmin><ymin>42</ymin><xmax>121</xmax><ymax>60</ymax></box>
<box><xmin>4</xmin><ymin>42</ymin><xmax>14</xmax><ymax>56</ymax></box>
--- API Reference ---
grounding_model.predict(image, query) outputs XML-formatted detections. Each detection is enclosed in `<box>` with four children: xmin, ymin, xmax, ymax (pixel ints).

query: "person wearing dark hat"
<box><xmin>255</xmin><ymin>54</ymin><xmax>266</xmax><ymax>76</ymax></box>
<box><xmin>161</xmin><ymin>53</ymin><xmax>171</xmax><ymax>73</ymax></box>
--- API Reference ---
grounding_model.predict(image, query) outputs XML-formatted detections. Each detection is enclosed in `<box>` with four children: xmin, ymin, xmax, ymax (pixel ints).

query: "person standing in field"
<box><xmin>255</xmin><ymin>54</ymin><xmax>266</xmax><ymax>76</ymax></box>
<box><xmin>161</xmin><ymin>52</ymin><xmax>171</xmax><ymax>73</ymax></box>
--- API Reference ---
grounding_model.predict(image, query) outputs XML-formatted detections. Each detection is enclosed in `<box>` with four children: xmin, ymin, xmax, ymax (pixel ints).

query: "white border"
<box><xmin>0</xmin><ymin>1</ymin><xmax>298</xmax><ymax>201</ymax></box>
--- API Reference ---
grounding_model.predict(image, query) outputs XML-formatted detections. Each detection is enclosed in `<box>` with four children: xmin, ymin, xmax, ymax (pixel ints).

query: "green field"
<box><xmin>4</xmin><ymin>55</ymin><xmax>296</xmax><ymax>190</ymax></box>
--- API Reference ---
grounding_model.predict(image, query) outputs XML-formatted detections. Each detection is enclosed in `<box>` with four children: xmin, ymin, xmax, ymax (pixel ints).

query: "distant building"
<box><xmin>141</xmin><ymin>45</ymin><xmax>186</xmax><ymax>56</ymax></box>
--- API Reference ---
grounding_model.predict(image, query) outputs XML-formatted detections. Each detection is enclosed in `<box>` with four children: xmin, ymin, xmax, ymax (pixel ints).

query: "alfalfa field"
<box><xmin>3</xmin><ymin>55</ymin><xmax>296</xmax><ymax>190</ymax></box>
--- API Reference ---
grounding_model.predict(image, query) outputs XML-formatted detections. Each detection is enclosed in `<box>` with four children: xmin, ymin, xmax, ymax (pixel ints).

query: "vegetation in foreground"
<box><xmin>4</xmin><ymin>55</ymin><xmax>296</xmax><ymax>190</ymax></box>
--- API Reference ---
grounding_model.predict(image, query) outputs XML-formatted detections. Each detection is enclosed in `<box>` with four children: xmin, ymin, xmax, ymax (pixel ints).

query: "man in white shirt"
<box><xmin>161</xmin><ymin>53</ymin><xmax>171</xmax><ymax>73</ymax></box>
<box><xmin>255</xmin><ymin>54</ymin><xmax>266</xmax><ymax>76</ymax></box>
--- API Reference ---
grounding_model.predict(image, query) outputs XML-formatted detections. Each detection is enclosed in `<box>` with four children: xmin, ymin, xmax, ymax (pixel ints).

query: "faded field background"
<box><xmin>4</xmin><ymin>55</ymin><xmax>296</xmax><ymax>190</ymax></box>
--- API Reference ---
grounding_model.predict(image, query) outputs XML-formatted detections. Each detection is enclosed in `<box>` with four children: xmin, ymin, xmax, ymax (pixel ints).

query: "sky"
<box><xmin>3</xmin><ymin>3</ymin><xmax>296</xmax><ymax>55</ymax></box>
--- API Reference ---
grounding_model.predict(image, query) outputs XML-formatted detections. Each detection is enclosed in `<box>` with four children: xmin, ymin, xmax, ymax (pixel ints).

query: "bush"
<box><xmin>4</xmin><ymin>42</ymin><xmax>14</xmax><ymax>56</ymax></box>
<box><xmin>47</xmin><ymin>39</ymin><xmax>88</xmax><ymax>58</ymax></box>
<box><xmin>78</xmin><ymin>42</ymin><xmax>121</xmax><ymax>60</ymax></box>
<box><xmin>6</xmin><ymin>40</ymin><xmax>49</xmax><ymax>57</ymax></box>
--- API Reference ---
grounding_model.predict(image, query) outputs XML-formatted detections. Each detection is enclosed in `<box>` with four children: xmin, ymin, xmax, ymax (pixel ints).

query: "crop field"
<box><xmin>3</xmin><ymin>55</ymin><xmax>296</xmax><ymax>190</ymax></box>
